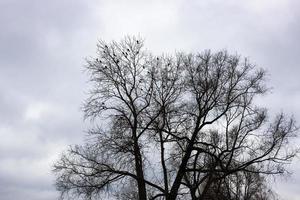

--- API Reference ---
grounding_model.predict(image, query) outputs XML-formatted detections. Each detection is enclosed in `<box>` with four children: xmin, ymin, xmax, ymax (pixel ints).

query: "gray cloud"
<box><xmin>0</xmin><ymin>0</ymin><xmax>299</xmax><ymax>199</ymax></box>
<box><xmin>0</xmin><ymin>0</ymin><xmax>96</xmax><ymax>199</ymax></box>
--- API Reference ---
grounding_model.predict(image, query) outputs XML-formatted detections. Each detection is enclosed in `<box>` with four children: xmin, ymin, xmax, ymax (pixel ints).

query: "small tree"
<box><xmin>53</xmin><ymin>36</ymin><xmax>298</xmax><ymax>200</ymax></box>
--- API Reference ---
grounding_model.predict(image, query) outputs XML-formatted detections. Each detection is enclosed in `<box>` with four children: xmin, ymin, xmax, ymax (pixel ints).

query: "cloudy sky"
<box><xmin>0</xmin><ymin>0</ymin><xmax>300</xmax><ymax>199</ymax></box>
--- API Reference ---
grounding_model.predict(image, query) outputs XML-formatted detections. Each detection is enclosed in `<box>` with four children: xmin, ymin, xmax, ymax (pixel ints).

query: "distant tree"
<box><xmin>199</xmin><ymin>167</ymin><xmax>280</xmax><ymax>200</ymax></box>
<box><xmin>53</xmin><ymin>36</ymin><xmax>298</xmax><ymax>200</ymax></box>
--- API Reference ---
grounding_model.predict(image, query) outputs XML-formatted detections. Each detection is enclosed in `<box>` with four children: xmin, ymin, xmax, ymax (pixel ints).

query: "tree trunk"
<box><xmin>167</xmin><ymin>123</ymin><xmax>201</xmax><ymax>200</ymax></box>
<box><xmin>134</xmin><ymin>140</ymin><xmax>147</xmax><ymax>200</ymax></box>
<box><xmin>133</xmin><ymin>119</ymin><xmax>147</xmax><ymax>200</ymax></box>
<box><xmin>167</xmin><ymin>145</ymin><xmax>193</xmax><ymax>200</ymax></box>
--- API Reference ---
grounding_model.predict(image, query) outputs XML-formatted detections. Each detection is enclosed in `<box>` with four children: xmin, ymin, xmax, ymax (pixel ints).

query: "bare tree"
<box><xmin>190</xmin><ymin>166</ymin><xmax>280</xmax><ymax>200</ymax></box>
<box><xmin>53</xmin><ymin>36</ymin><xmax>298</xmax><ymax>200</ymax></box>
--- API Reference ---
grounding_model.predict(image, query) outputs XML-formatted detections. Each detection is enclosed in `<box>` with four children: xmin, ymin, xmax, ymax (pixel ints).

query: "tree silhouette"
<box><xmin>53</xmin><ymin>36</ymin><xmax>298</xmax><ymax>200</ymax></box>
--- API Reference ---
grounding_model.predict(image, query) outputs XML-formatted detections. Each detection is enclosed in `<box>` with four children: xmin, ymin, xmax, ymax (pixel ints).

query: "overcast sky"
<box><xmin>0</xmin><ymin>0</ymin><xmax>300</xmax><ymax>199</ymax></box>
